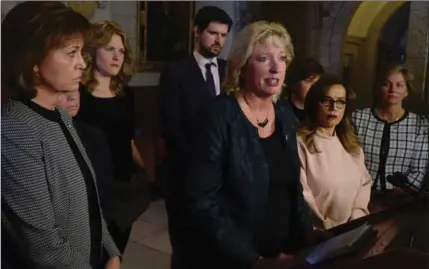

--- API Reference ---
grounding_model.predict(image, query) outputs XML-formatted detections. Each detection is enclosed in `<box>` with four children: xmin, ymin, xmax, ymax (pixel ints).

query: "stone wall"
<box><xmin>319</xmin><ymin>2</ymin><xmax>360</xmax><ymax>74</ymax></box>
<box><xmin>405</xmin><ymin>2</ymin><xmax>429</xmax><ymax>117</ymax></box>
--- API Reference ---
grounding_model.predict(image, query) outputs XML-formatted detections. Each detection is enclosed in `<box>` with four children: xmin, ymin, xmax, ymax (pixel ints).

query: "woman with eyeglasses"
<box><xmin>297</xmin><ymin>74</ymin><xmax>372</xmax><ymax>230</ymax></box>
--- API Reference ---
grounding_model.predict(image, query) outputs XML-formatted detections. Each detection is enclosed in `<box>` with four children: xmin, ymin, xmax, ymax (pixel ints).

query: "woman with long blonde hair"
<box><xmin>182</xmin><ymin>21</ymin><xmax>312</xmax><ymax>269</ymax></box>
<box><xmin>76</xmin><ymin>20</ymin><xmax>145</xmax><ymax>254</ymax></box>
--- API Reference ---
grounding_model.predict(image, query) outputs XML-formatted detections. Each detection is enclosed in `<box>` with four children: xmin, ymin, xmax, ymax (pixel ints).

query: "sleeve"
<box><xmin>123</xmin><ymin>86</ymin><xmax>136</xmax><ymax>139</ymax></box>
<box><xmin>404</xmin><ymin>117</ymin><xmax>429</xmax><ymax>192</ymax></box>
<box><xmin>1</xmin><ymin>119</ymin><xmax>92</xmax><ymax>268</ymax></box>
<box><xmin>101</xmin><ymin>217</ymin><xmax>121</xmax><ymax>259</ymax></box>
<box><xmin>79</xmin><ymin>124</ymin><xmax>121</xmax><ymax>259</ymax></box>
<box><xmin>184</xmin><ymin>107</ymin><xmax>260</xmax><ymax>268</ymax></box>
<box><xmin>351</xmin><ymin>110</ymin><xmax>361</xmax><ymax>134</ymax></box>
<box><xmin>159</xmin><ymin>64</ymin><xmax>187</xmax><ymax>156</ymax></box>
<box><xmin>350</xmin><ymin>148</ymin><xmax>371</xmax><ymax>220</ymax></box>
<box><xmin>297</xmin><ymin>139</ymin><xmax>325</xmax><ymax>223</ymax></box>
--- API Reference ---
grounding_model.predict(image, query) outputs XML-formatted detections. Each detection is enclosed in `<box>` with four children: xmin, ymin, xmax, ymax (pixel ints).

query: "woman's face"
<box><xmin>35</xmin><ymin>37</ymin><xmax>86</xmax><ymax>93</ymax></box>
<box><xmin>57</xmin><ymin>89</ymin><xmax>80</xmax><ymax>117</ymax></box>
<box><xmin>95</xmin><ymin>34</ymin><xmax>125</xmax><ymax>77</ymax></box>
<box><xmin>296</xmin><ymin>75</ymin><xmax>320</xmax><ymax>101</ymax></box>
<box><xmin>244</xmin><ymin>38</ymin><xmax>287</xmax><ymax>98</ymax></box>
<box><xmin>316</xmin><ymin>84</ymin><xmax>347</xmax><ymax>129</ymax></box>
<box><xmin>379</xmin><ymin>72</ymin><xmax>408</xmax><ymax>106</ymax></box>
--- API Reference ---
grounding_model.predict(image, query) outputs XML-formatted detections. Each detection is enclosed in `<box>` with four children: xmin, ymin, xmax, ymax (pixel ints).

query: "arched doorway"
<box><xmin>319</xmin><ymin>1</ymin><xmax>407</xmax><ymax>108</ymax></box>
<box><xmin>376</xmin><ymin>3</ymin><xmax>411</xmax><ymax>81</ymax></box>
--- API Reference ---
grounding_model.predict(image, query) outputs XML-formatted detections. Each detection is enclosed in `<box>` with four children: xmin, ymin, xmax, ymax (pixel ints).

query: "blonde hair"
<box><xmin>222</xmin><ymin>21</ymin><xmax>294</xmax><ymax>102</ymax></box>
<box><xmin>374</xmin><ymin>64</ymin><xmax>415</xmax><ymax>103</ymax></box>
<box><xmin>82</xmin><ymin>20</ymin><xmax>135</xmax><ymax>95</ymax></box>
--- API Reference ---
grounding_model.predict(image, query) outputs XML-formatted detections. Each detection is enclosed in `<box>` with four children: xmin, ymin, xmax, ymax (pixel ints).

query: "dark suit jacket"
<box><xmin>159</xmin><ymin>55</ymin><xmax>227</xmax><ymax>194</ymax></box>
<box><xmin>183</xmin><ymin>94</ymin><xmax>313</xmax><ymax>269</ymax></box>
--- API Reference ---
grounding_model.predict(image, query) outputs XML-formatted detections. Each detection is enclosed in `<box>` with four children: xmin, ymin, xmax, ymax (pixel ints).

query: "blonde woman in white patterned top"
<box><xmin>353</xmin><ymin>65</ymin><xmax>428</xmax><ymax>198</ymax></box>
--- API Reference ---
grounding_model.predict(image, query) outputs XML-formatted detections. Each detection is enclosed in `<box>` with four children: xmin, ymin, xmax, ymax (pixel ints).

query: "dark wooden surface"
<box><xmin>298</xmin><ymin>196</ymin><xmax>429</xmax><ymax>269</ymax></box>
<box><xmin>334</xmin><ymin>248</ymin><xmax>429</xmax><ymax>269</ymax></box>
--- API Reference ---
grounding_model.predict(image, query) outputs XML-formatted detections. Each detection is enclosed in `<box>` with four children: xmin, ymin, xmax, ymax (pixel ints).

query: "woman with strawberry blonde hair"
<box><xmin>76</xmin><ymin>20</ymin><xmax>145</xmax><ymax>254</ymax></box>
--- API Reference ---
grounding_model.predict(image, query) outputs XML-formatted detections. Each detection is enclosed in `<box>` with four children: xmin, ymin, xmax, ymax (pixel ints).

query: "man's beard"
<box><xmin>199</xmin><ymin>42</ymin><xmax>222</xmax><ymax>58</ymax></box>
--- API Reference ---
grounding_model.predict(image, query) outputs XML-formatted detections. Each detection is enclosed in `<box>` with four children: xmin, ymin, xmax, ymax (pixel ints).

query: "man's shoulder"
<box><xmin>217</xmin><ymin>58</ymin><xmax>227</xmax><ymax>65</ymax></box>
<box><xmin>165</xmin><ymin>55</ymin><xmax>194</xmax><ymax>70</ymax></box>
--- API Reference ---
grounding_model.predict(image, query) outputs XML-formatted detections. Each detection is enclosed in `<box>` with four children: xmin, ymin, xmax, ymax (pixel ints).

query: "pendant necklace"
<box><xmin>243</xmin><ymin>95</ymin><xmax>269</xmax><ymax>128</ymax></box>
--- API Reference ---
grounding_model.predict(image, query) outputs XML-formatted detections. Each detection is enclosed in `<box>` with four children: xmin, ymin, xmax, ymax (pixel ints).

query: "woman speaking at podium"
<box><xmin>297</xmin><ymin>75</ymin><xmax>372</xmax><ymax>230</ymax></box>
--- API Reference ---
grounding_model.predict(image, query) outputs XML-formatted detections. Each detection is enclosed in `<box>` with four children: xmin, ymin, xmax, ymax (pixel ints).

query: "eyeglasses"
<box><xmin>319</xmin><ymin>97</ymin><xmax>347</xmax><ymax>109</ymax></box>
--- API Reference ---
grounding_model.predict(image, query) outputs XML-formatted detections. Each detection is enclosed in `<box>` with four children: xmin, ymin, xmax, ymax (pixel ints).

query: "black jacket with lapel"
<box><xmin>159</xmin><ymin>55</ymin><xmax>227</xmax><ymax>193</ymax></box>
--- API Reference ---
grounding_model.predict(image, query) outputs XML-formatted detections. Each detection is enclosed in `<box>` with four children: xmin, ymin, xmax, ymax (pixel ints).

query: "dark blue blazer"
<box><xmin>183</xmin><ymin>94</ymin><xmax>313</xmax><ymax>269</ymax></box>
<box><xmin>159</xmin><ymin>55</ymin><xmax>227</xmax><ymax>192</ymax></box>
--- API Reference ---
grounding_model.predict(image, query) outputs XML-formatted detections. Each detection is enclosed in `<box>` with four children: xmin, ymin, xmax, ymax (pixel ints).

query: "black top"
<box><xmin>25</xmin><ymin>101</ymin><xmax>102</xmax><ymax>267</ymax></box>
<box><xmin>289</xmin><ymin>99</ymin><xmax>306</xmax><ymax>123</ymax></box>
<box><xmin>255</xmin><ymin>122</ymin><xmax>296</xmax><ymax>257</ymax></box>
<box><xmin>74</xmin><ymin>120</ymin><xmax>116</xmax><ymax>224</ymax></box>
<box><xmin>76</xmin><ymin>86</ymin><xmax>135</xmax><ymax>182</ymax></box>
<box><xmin>159</xmin><ymin>56</ymin><xmax>227</xmax><ymax>185</ymax></box>
<box><xmin>183</xmin><ymin>94</ymin><xmax>312</xmax><ymax>269</ymax></box>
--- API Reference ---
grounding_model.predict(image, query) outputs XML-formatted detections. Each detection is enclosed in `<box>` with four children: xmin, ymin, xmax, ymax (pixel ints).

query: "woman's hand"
<box><xmin>391</xmin><ymin>187</ymin><xmax>408</xmax><ymax>195</ymax></box>
<box><xmin>105</xmin><ymin>256</ymin><xmax>120</xmax><ymax>269</ymax></box>
<box><xmin>278</xmin><ymin>253</ymin><xmax>295</xmax><ymax>260</ymax></box>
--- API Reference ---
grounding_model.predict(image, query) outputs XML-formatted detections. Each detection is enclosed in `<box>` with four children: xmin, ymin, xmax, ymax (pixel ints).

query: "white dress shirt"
<box><xmin>193</xmin><ymin>50</ymin><xmax>221</xmax><ymax>96</ymax></box>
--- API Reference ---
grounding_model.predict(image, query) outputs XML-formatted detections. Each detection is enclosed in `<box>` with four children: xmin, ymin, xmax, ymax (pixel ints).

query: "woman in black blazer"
<box><xmin>181</xmin><ymin>21</ymin><xmax>313</xmax><ymax>269</ymax></box>
<box><xmin>57</xmin><ymin>90</ymin><xmax>116</xmax><ymax>226</ymax></box>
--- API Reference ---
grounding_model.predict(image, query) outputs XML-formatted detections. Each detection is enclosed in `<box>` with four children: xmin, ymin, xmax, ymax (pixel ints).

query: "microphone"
<box><xmin>386</xmin><ymin>172</ymin><xmax>424</xmax><ymax>199</ymax></box>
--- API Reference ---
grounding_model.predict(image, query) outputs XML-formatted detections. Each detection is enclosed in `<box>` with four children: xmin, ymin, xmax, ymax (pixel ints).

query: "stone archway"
<box><xmin>319</xmin><ymin>2</ymin><xmax>360</xmax><ymax>73</ymax></box>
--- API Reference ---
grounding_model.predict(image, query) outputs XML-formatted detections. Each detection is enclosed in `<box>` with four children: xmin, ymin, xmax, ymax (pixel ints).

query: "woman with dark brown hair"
<box><xmin>283</xmin><ymin>58</ymin><xmax>325</xmax><ymax>123</ymax></box>
<box><xmin>75</xmin><ymin>20</ymin><xmax>145</xmax><ymax>254</ymax></box>
<box><xmin>297</xmin><ymin>74</ymin><xmax>371</xmax><ymax>230</ymax></box>
<box><xmin>1</xmin><ymin>2</ymin><xmax>120</xmax><ymax>268</ymax></box>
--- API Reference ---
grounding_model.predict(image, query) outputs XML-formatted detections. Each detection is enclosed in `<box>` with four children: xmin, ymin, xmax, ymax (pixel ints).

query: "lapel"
<box><xmin>218</xmin><ymin>59</ymin><xmax>227</xmax><ymax>84</ymax></box>
<box><xmin>275</xmin><ymin>101</ymin><xmax>299</xmax><ymax>166</ymax></box>
<box><xmin>187</xmin><ymin>55</ymin><xmax>206</xmax><ymax>89</ymax></box>
<box><xmin>188</xmin><ymin>55</ymin><xmax>227</xmax><ymax>90</ymax></box>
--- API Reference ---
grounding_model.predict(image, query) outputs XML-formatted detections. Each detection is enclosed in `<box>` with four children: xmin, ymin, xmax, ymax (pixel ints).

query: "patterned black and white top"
<box><xmin>1</xmin><ymin>100</ymin><xmax>120</xmax><ymax>268</ymax></box>
<box><xmin>352</xmin><ymin>108</ymin><xmax>428</xmax><ymax>192</ymax></box>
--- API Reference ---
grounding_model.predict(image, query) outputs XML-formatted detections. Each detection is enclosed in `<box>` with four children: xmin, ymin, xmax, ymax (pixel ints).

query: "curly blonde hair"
<box><xmin>222</xmin><ymin>21</ymin><xmax>294</xmax><ymax>102</ymax></box>
<box><xmin>82</xmin><ymin>20</ymin><xmax>135</xmax><ymax>95</ymax></box>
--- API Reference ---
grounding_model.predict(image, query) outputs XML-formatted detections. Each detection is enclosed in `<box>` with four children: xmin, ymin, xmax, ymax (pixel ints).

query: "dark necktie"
<box><xmin>205</xmin><ymin>62</ymin><xmax>216</xmax><ymax>97</ymax></box>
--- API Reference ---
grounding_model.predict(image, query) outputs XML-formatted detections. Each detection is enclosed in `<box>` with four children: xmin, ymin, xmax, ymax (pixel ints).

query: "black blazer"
<box><xmin>159</xmin><ymin>55</ymin><xmax>227</xmax><ymax>192</ymax></box>
<box><xmin>183</xmin><ymin>94</ymin><xmax>313</xmax><ymax>269</ymax></box>
<box><xmin>74</xmin><ymin>120</ymin><xmax>116</xmax><ymax>224</ymax></box>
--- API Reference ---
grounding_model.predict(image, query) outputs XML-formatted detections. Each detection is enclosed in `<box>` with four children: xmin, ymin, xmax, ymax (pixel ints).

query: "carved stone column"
<box><xmin>405</xmin><ymin>2</ymin><xmax>429</xmax><ymax>115</ymax></box>
<box><xmin>304</xmin><ymin>2</ymin><xmax>323</xmax><ymax>59</ymax></box>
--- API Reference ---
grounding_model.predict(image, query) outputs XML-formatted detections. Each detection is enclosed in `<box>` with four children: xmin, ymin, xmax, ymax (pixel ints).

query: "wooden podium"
<box><xmin>336</xmin><ymin>248</ymin><xmax>429</xmax><ymax>269</ymax></box>
<box><xmin>299</xmin><ymin>195</ymin><xmax>429</xmax><ymax>269</ymax></box>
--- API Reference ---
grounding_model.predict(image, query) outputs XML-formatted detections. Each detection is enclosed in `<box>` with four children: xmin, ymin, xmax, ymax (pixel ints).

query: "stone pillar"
<box><xmin>405</xmin><ymin>2</ymin><xmax>429</xmax><ymax>116</ymax></box>
<box><xmin>304</xmin><ymin>2</ymin><xmax>323</xmax><ymax>59</ymax></box>
<box><xmin>1</xmin><ymin>1</ymin><xmax>18</xmax><ymax>19</ymax></box>
<box><xmin>110</xmin><ymin>2</ymin><xmax>138</xmax><ymax>57</ymax></box>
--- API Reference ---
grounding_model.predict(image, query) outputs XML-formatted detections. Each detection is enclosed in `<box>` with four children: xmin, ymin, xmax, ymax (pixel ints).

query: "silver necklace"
<box><xmin>243</xmin><ymin>95</ymin><xmax>269</xmax><ymax>128</ymax></box>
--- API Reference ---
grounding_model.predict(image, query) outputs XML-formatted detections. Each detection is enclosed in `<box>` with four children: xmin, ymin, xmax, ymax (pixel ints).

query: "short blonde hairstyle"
<box><xmin>82</xmin><ymin>20</ymin><xmax>135</xmax><ymax>95</ymax></box>
<box><xmin>222</xmin><ymin>21</ymin><xmax>294</xmax><ymax>101</ymax></box>
<box><xmin>373</xmin><ymin>64</ymin><xmax>415</xmax><ymax>104</ymax></box>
